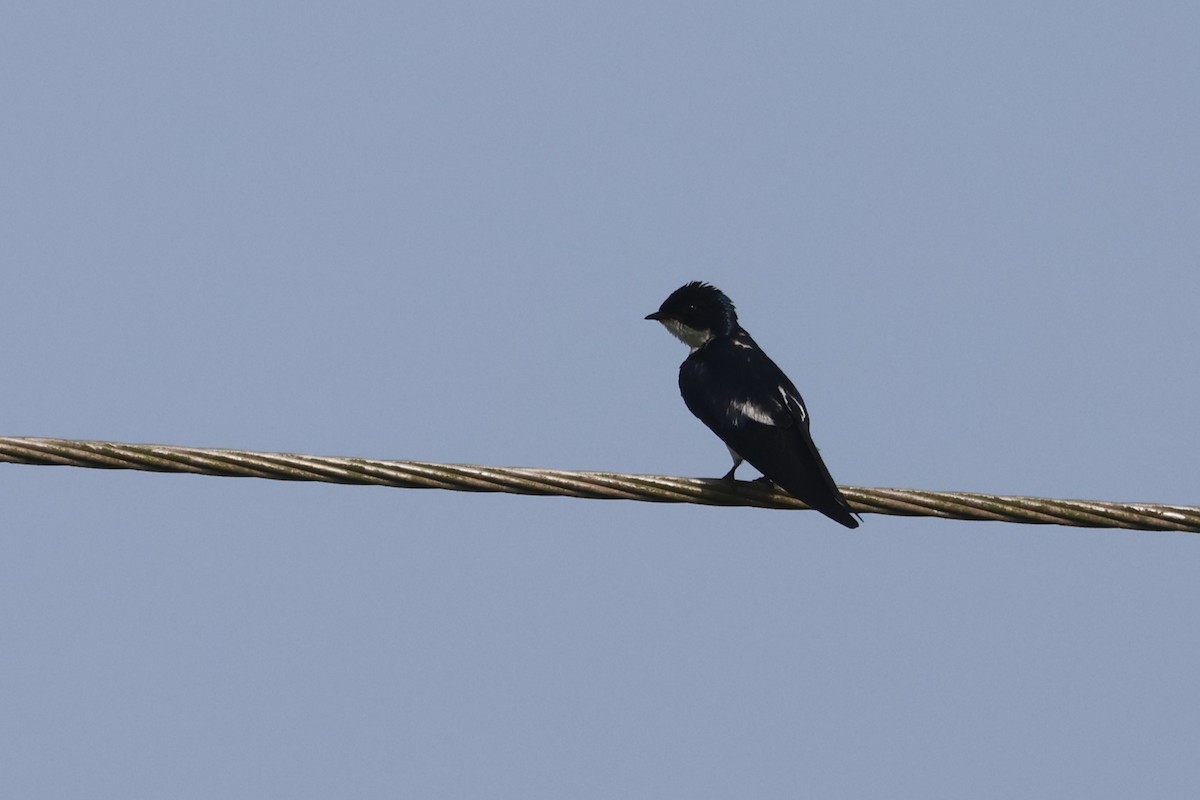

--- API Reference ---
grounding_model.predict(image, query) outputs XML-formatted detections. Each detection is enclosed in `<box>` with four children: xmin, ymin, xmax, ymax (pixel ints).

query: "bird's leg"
<box><xmin>722</xmin><ymin>447</ymin><xmax>744</xmax><ymax>481</ymax></box>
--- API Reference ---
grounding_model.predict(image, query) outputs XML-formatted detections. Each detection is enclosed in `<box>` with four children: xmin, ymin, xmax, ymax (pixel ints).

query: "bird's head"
<box><xmin>645</xmin><ymin>281</ymin><xmax>738</xmax><ymax>350</ymax></box>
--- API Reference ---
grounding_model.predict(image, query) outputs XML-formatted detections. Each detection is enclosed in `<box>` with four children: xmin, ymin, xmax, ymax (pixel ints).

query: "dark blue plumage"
<box><xmin>646</xmin><ymin>282</ymin><xmax>859</xmax><ymax>528</ymax></box>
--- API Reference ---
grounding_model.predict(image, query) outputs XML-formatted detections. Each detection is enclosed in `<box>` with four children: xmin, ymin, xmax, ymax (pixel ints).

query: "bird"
<box><xmin>646</xmin><ymin>281</ymin><xmax>860</xmax><ymax>528</ymax></box>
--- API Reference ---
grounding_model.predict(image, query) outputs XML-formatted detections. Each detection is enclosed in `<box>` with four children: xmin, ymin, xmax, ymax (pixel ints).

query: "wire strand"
<box><xmin>2</xmin><ymin>436</ymin><xmax>1196</xmax><ymax>532</ymax></box>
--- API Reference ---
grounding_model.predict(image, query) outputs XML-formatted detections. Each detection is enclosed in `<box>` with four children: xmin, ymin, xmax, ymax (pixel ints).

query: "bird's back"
<box><xmin>679</xmin><ymin>333</ymin><xmax>859</xmax><ymax>528</ymax></box>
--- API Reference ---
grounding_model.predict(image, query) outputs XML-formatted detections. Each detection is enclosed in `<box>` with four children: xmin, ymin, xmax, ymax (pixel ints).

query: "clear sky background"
<box><xmin>3</xmin><ymin>2</ymin><xmax>1198</xmax><ymax>797</ymax></box>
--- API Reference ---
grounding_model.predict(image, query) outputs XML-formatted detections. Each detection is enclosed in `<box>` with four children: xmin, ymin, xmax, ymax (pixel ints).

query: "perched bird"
<box><xmin>646</xmin><ymin>281</ymin><xmax>859</xmax><ymax>528</ymax></box>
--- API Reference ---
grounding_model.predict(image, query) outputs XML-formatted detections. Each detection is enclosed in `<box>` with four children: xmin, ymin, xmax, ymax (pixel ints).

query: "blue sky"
<box><xmin>4</xmin><ymin>2</ymin><xmax>1198</xmax><ymax>797</ymax></box>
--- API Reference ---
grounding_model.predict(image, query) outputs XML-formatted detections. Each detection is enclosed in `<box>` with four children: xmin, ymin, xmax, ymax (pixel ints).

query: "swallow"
<box><xmin>646</xmin><ymin>281</ymin><xmax>859</xmax><ymax>528</ymax></box>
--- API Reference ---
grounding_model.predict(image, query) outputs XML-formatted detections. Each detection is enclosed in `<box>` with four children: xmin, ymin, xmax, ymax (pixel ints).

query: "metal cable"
<box><xmin>2</xmin><ymin>436</ymin><xmax>1196</xmax><ymax>532</ymax></box>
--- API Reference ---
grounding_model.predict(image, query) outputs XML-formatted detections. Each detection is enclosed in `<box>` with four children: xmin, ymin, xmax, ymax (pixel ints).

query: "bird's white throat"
<box><xmin>659</xmin><ymin>319</ymin><xmax>713</xmax><ymax>352</ymax></box>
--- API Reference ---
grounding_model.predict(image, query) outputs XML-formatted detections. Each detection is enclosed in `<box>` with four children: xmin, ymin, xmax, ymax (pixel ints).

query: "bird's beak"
<box><xmin>645</xmin><ymin>311</ymin><xmax>664</xmax><ymax>321</ymax></box>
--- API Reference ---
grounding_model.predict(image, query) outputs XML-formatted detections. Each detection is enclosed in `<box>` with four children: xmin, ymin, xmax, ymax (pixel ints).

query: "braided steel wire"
<box><xmin>1</xmin><ymin>436</ymin><xmax>1196</xmax><ymax>532</ymax></box>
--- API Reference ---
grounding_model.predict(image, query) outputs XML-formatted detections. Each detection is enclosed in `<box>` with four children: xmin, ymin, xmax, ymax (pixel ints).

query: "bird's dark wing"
<box><xmin>679</xmin><ymin>334</ymin><xmax>859</xmax><ymax>528</ymax></box>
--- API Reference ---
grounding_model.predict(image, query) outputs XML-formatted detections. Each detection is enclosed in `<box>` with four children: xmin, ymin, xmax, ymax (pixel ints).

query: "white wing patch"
<box><xmin>731</xmin><ymin>398</ymin><xmax>778</xmax><ymax>426</ymax></box>
<box><xmin>782</xmin><ymin>385</ymin><xmax>808</xmax><ymax>423</ymax></box>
